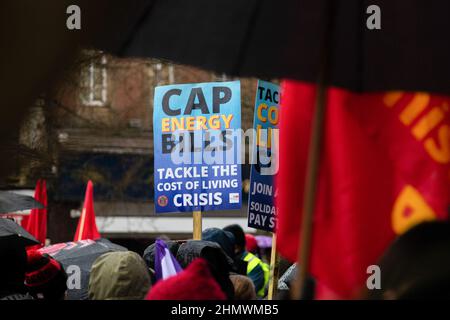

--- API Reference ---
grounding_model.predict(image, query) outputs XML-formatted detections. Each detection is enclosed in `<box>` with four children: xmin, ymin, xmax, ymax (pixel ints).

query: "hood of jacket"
<box><xmin>176</xmin><ymin>240</ymin><xmax>235</xmax><ymax>299</ymax></box>
<box><xmin>88</xmin><ymin>251</ymin><xmax>151</xmax><ymax>300</ymax></box>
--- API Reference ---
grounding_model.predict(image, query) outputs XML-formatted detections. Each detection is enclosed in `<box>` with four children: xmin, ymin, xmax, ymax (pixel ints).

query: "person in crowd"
<box><xmin>88</xmin><ymin>251</ymin><xmax>151</xmax><ymax>300</ymax></box>
<box><xmin>201</xmin><ymin>227</ymin><xmax>247</xmax><ymax>276</ymax></box>
<box><xmin>230</xmin><ymin>274</ymin><xmax>257</xmax><ymax>300</ymax></box>
<box><xmin>176</xmin><ymin>240</ymin><xmax>235</xmax><ymax>299</ymax></box>
<box><xmin>245</xmin><ymin>233</ymin><xmax>258</xmax><ymax>255</ymax></box>
<box><xmin>278</xmin><ymin>257</ymin><xmax>295</xmax><ymax>279</ymax></box>
<box><xmin>0</xmin><ymin>237</ymin><xmax>33</xmax><ymax>300</ymax></box>
<box><xmin>275</xmin><ymin>263</ymin><xmax>316</xmax><ymax>300</ymax></box>
<box><xmin>143</xmin><ymin>240</ymin><xmax>180</xmax><ymax>284</ymax></box>
<box><xmin>145</xmin><ymin>258</ymin><xmax>226</xmax><ymax>300</ymax></box>
<box><xmin>223</xmin><ymin>224</ymin><xmax>270</xmax><ymax>298</ymax></box>
<box><xmin>201</xmin><ymin>227</ymin><xmax>235</xmax><ymax>259</ymax></box>
<box><xmin>25</xmin><ymin>250</ymin><xmax>68</xmax><ymax>300</ymax></box>
<box><xmin>278</xmin><ymin>263</ymin><xmax>297</xmax><ymax>292</ymax></box>
<box><xmin>365</xmin><ymin>221</ymin><xmax>450</xmax><ymax>299</ymax></box>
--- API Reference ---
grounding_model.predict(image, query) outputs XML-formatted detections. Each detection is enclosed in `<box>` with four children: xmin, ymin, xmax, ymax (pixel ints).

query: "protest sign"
<box><xmin>248</xmin><ymin>80</ymin><xmax>280</xmax><ymax>231</ymax></box>
<box><xmin>153</xmin><ymin>81</ymin><xmax>242</xmax><ymax>213</ymax></box>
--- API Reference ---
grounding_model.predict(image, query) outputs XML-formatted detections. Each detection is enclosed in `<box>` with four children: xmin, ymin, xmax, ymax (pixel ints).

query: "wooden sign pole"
<box><xmin>289</xmin><ymin>0</ymin><xmax>333</xmax><ymax>300</ymax></box>
<box><xmin>193</xmin><ymin>210</ymin><xmax>202</xmax><ymax>240</ymax></box>
<box><xmin>290</xmin><ymin>56</ymin><xmax>327</xmax><ymax>301</ymax></box>
<box><xmin>268</xmin><ymin>233</ymin><xmax>280</xmax><ymax>300</ymax></box>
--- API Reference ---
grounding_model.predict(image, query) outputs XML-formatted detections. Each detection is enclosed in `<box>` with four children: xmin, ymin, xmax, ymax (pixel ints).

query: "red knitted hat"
<box><xmin>145</xmin><ymin>258</ymin><xmax>226</xmax><ymax>300</ymax></box>
<box><xmin>245</xmin><ymin>234</ymin><xmax>258</xmax><ymax>253</ymax></box>
<box><xmin>25</xmin><ymin>250</ymin><xmax>62</xmax><ymax>287</ymax></box>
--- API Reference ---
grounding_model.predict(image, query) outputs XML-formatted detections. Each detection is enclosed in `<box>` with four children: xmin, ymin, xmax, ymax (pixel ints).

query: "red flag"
<box><xmin>22</xmin><ymin>179</ymin><xmax>47</xmax><ymax>247</ymax></box>
<box><xmin>276</xmin><ymin>80</ymin><xmax>450</xmax><ymax>298</ymax></box>
<box><xmin>74</xmin><ymin>180</ymin><xmax>100</xmax><ymax>241</ymax></box>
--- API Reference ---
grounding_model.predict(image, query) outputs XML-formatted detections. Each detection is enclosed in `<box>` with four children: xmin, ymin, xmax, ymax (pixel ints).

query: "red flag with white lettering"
<box><xmin>276</xmin><ymin>80</ymin><xmax>450</xmax><ymax>298</ymax></box>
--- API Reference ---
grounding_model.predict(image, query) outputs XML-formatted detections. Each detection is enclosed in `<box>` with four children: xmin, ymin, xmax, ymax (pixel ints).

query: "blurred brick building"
<box><xmin>14</xmin><ymin>52</ymin><xmax>261</xmax><ymax>251</ymax></box>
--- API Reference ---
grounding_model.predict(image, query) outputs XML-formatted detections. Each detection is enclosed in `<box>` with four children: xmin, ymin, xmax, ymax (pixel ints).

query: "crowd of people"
<box><xmin>0</xmin><ymin>223</ymin><xmax>273</xmax><ymax>300</ymax></box>
<box><xmin>2</xmin><ymin>220</ymin><xmax>450</xmax><ymax>300</ymax></box>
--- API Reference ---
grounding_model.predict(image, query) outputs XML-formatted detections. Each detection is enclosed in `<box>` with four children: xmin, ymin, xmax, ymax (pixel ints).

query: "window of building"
<box><xmin>154</xmin><ymin>62</ymin><xmax>176</xmax><ymax>86</ymax></box>
<box><xmin>80</xmin><ymin>54</ymin><xmax>108</xmax><ymax>107</ymax></box>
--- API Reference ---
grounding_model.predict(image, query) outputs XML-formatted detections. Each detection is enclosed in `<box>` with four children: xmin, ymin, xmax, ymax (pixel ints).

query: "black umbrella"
<box><xmin>94</xmin><ymin>0</ymin><xmax>450</xmax><ymax>299</ymax></box>
<box><xmin>39</xmin><ymin>238</ymin><xmax>127</xmax><ymax>300</ymax></box>
<box><xmin>0</xmin><ymin>218</ymin><xmax>39</xmax><ymax>246</ymax></box>
<box><xmin>102</xmin><ymin>0</ymin><xmax>450</xmax><ymax>96</ymax></box>
<box><xmin>96</xmin><ymin>0</ymin><xmax>450</xmax><ymax>299</ymax></box>
<box><xmin>0</xmin><ymin>191</ymin><xmax>44</xmax><ymax>214</ymax></box>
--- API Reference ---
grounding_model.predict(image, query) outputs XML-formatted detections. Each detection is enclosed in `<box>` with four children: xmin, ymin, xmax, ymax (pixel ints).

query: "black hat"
<box><xmin>223</xmin><ymin>224</ymin><xmax>246</xmax><ymax>248</ymax></box>
<box><xmin>143</xmin><ymin>240</ymin><xmax>180</xmax><ymax>270</ymax></box>
<box><xmin>202</xmin><ymin>228</ymin><xmax>235</xmax><ymax>258</ymax></box>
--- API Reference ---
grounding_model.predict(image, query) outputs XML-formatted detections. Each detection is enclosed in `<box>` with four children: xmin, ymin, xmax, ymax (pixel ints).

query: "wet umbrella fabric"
<box><xmin>102</xmin><ymin>0</ymin><xmax>450</xmax><ymax>96</ymax></box>
<box><xmin>0</xmin><ymin>191</ymin><xmax>44</xmax><ymax>214</ymax></box>
<box><xmin>38</xmin><ymin>238</ymin><xmax>127</xmax><ymax>300</ymax></box>
<box><xmin>0</xmin><ymin>218</ymin><xmax>39</xmax><ymax>247</ymax></box>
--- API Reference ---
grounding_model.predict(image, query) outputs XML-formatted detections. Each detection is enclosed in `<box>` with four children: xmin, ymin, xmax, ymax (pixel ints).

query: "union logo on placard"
<box><xmin>229</xmin><ymin>193</ymin><xmax>240</xmax><ymax>204</ymax></box>
<box><xmin>157</xmin><ymin>195</ymin><xmax>168</xmax><ymax>207</ymax></box>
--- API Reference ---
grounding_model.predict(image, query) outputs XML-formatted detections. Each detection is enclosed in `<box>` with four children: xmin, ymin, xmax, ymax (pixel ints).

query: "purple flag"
<box><xmin>154</xmin><ymin>239</ymin><xmax>183</xmax><ymax>281</ymax></box>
